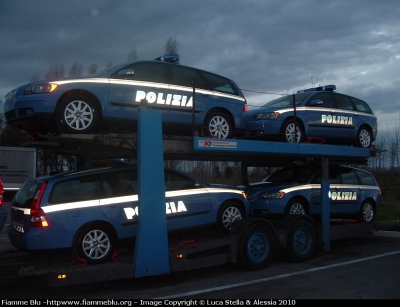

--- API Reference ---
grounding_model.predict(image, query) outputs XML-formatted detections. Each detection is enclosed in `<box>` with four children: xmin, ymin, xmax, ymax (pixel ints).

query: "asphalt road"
<box><xmin>1</xmin><ymin>201</ymin><xmax>400</xmax><ymax>300</ymax></box>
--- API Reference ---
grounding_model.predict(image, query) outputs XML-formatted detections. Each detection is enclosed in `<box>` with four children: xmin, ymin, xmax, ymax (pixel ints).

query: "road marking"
<box><xmin>157</xmin><ymin>250</ymin><xmax>400</xmax><ymax>299</ymax></box>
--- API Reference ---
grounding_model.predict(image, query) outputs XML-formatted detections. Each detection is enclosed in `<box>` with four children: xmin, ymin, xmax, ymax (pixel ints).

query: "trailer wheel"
<box><xmin>282</xmin><ymin>219</ymin><xmax>316</xmax><ymax>262</ymax></box>
<box><xmin>74</xmin><ymin>223</ymin><xmax>115</xmax><ymax>264</ymax></box>
<box><xmin>238</xmin><ymin>223</ymin><xmax>276</xmax><ymax>270</ymax></box>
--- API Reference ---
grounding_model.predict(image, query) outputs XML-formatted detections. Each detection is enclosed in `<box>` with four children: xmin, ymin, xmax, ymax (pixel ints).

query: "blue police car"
<box><xmin>4</xmin><ymin>54</ymin><xmax>247</xmax><ymax>139</ymax></box>
<box><xmin>7</xmin><ymin>166</ymin><xmax>249</xmax><ymax>264</ymax></box>
<box><xmin>242</xmin><ymin>164</ymin><xmax>380</xmax><ymax>223</ymax></box>
<box><xmin>246</xmin><ymin>85</ymin><xmax>377</xmax><ymax>147</ymax></box>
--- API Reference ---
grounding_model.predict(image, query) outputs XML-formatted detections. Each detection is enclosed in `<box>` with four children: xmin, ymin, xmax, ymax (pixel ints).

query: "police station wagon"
<box><xmin>4</xmin><ymin>54</ymin><xmax>247</xmax><ymax>139</ymax></box>
<box><xmin>242</xmin><ymin>164</ymin><xmax>380</xmax><ymax>223</ymax></box>
<box><xmin>246</xmin><ymin>85</ymin><xmax>377</xmax><ymax>147</ymax></box>
<box><xmin>7</xmin><ymin>166</ymin><xmax>249</xmax><ymax>264</ymax></box>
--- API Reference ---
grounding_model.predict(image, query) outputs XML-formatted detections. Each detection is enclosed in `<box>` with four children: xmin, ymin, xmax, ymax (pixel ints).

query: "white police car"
<box><xmin>4</xmin><ymin>54</ymin><xmax>248</xmax><ymax>139</ymax></box>
<box><xmin>7</xmin><ymin>166</ymin><xmax>249</xmax><ymax>264</ymax></box>
<box><xmin>246</xmin><ymin>85</ymin><xmax>377</xmax><ymax>147</ymax></box>
<box><xmin>242</xmin><ymin>164</ymin><xmax>380</xmax><ymax>223</ymax></box>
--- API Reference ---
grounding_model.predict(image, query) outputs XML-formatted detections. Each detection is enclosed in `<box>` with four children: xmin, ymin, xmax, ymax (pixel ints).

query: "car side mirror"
<box><xmin>310</xmin><ymin>99</ymin><xmax>323</xmax><ymax>106</ymax></box>
<box><xmin>118</xmin><ymin>69</ymin><xmax>134</xmax><ymax>75</ymax></box>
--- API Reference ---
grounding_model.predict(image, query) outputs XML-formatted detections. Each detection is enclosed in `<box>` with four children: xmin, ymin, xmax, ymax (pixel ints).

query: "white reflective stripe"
<box><xmin>166</xmin><ymin>188</ymin><xmax>209</xmax><ymax>197</ymax></box>
<box><xmin>32</xmin><ymin>188</ymin><xmax>243</xmax><ymax>214</ymax></box>
<box><xmin>54</xmin><ymin>78</ymin><xmax>110</xmax><ymax>85</ymax></box>
<box><xmin>53</xmin><ymin>78</ymin><xmax>244</xmax><ymax>103</ymax></box>
<box><xmin>205</xmin><ymin>188</ymin><xmax>245</xmax><ymax>195</ymax></box>
<box><xmin>100</xmin><ymin>195</ymin><xmax>138</xmax><ymax>205</ymax></box>
<box><xmin>281</xmin><ymin>185</ymin><xmax>312</xmax><ymax>193</ymax></box>
<box><xmin>42</xmin><ymin>199</ymin><xmax>100</xmax><ymax>213</ymax></box>
<box><xmin>168</xmin><ymin>84</ymin><xmax>245</xmax><ymax>102</ymax></box>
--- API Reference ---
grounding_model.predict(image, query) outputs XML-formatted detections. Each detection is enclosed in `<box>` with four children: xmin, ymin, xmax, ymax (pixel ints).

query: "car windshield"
<box><xmin>261</xmin><ymin>92</ymin><xmax>310</xmax><ymax>108</ymax></box>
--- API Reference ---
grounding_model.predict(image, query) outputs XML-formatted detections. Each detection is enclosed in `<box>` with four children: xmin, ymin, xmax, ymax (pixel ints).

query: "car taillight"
<box><xmin>239</xmin><ymin>89</ymin><xmax>248</xmax><ymax>112</ymax></box>
<box><xmin>30</xmin><ymin>182</ymin><xmax>49</xmax><ymax>227</ymax></box>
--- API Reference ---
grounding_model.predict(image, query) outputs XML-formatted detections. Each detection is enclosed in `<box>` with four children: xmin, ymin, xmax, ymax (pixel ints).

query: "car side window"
<box><xmin>340</xmin><ymin>169</ymin><xmax>359</xmax><ymax>184</ymax></box>
<box><xmin>335</xmin><ymin>94</ymin><xmax>354</xmax><ymax>111</ymax></box>
<box><xmin>308</xmin><ymin>93</ymin><xmax>334</xmax><ymax>108</ymax></box>
<box><xmin>101</xmin><ymin>170</ymin><xmax>137</xmax><ymax>198</ymax></box>
<box><xmin>354</xmin><ymin>169</ymin><xmax>376</xmax><ymax>186</ymax></box>
<box><xmin>311</xmin><ymin>170</ymin><xmax>340</xmax><ymax>184</ymax></box>
<box><xmin>165</xmin><ymin>171</ymin><xmax>197</xmax><ymax>191</ymax></box>
<box><xmin>110</xmin><ymin>62</ymin><xmax>167</xmax><ymax>83</ymax></box>
<box><xmin>201</xmin><ymin>71</ymin><xmax>238</xmax><ymax>95</ymax></box>
<box><xmin>49</xmin><ymin>175</ymin><xmax>101</xmax><ymax>204</ymax></box>
<box><xmin>351</xmin><ymin>97</ymin><xmax>373</xmax><ymax>114</ymax></box>
<box><xmin>170</xmin><ymin>65</ymin><xmax>209</xmax><ymax>90</ymax></box>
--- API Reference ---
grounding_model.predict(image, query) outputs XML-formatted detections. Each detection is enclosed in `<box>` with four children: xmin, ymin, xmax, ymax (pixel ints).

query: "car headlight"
<box><xmin>259</xmin><ymin>191</ymin><xmax>285</xmax><ymax>199</ymax></box>
<box><xmin>24</xmin><ymin>83</ymin><xmax>58</xmax><ymax>95</ymax></box>
<box><xmin>253</xmin><ymin>112</ymin><xmax>279</xmax><ymax>120</ymax></box>
<box><xmin>5</xmin><ymin>90</ymin><xmax>16</xmax><ymax>102</ymax></box>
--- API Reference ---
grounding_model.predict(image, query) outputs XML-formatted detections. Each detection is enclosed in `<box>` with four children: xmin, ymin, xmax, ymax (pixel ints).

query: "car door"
<box><xmin>331</xmin><ymin>93</ymin><xmax>358</xmax><ymax>139</ymax></box>
<box><xmin>309</xmin><ymin>169</ymin><xmax>341</xmax><ymax>215</ymax></box>
<box><xmin>106</xmin><ymin>62</ymin><xmax>169</xmax><ymax>130</ymax></box>
<box><xmin>100</xmin><ymin>169</ymin><xmax>139</xmax><ymax>240</ymax></box>
<box><xmin>304</xmin><ymin>92</ymin><xmax>336</xmax><ymax>138</ymax></box>
<box><xmin>330</xmin><ymin>167</ymin><xmax>361</xmax><ymax>215</ymax></box>
<box><xmin>164</xmin><ymin>169</ymin><xmax>213</xmax><ymax>231</ymax></box>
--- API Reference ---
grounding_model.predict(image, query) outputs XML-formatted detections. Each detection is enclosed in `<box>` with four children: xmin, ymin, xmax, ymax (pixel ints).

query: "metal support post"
<box><xmin>134</xmin><ymin>108</ymin><xmax>170</xmax><ymax>277</ymax></box>
<box><xmin>321</xmin><ymin>158</ymin><xmax>330</xmax><ymax>251</ymax></box>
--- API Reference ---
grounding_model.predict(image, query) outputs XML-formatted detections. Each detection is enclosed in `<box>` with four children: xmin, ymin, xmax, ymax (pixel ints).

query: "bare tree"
<box><xmin>68</xmin><ymin>61</ymin><xmax>83</xmax><ymax>77</ymax></box>
<box><xmin>87</xmin><ymin>64</ymin><xmax>98</xmax><ymax>75</ymax></box>
<box><xmin>45</xmin><ymin>64</ymin><xmax>65</xmax><ymax>79</ymax></box>
<box><xmin>164</xmin><ymin>35</ymin><xmax>180</xmax><ymax>54</ymax></box>
<box><xmin>127</xmin><ymin>48</ymin><xmax>138</xmax><ymax>61</ymax></box>
<box><xmin>30</xmin><ymin>74</ymin><xmax>41</xmax><ymax>82</ymax></box>
<box><xmin>106</xmin><ymin>61</ymin><xmax>113</xmax><ymax>69</ymax></box>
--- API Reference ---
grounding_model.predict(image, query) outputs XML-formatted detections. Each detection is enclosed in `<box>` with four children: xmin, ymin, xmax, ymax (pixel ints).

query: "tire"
<box><xmin>285</xmin><ymin>198</ymin><xmax>307</xmax><ymax>215</ymax></box>
<box><xmin>56</xmin><ymin>95</ymin><xmax>99</xmax><ymax>133</ymax></box>
<box><xmin>217</xmin><ymin>201</ymin><xmax>244</xmax><ymax>233</ymax></box>
<box><xmin>282</xmin><ymin>219</ymin><xmax>317</xmax><ymax>262</ymax></box>
<box><xmin>360</xmin><ymin>200</ymin><xmax>375</xmax><ymax>223</ymax></box>
<box><xmin>282</xmin><ymin>120</ymin><xmax>303</xmax><ymax>143</ymax></box>
<box><xmin>237</xmin><ymin>223</ymin><xmax>276</xmax><ymax>270</ymax></box>
<box><xmin>74</xmin><ymin>224</ymin><xmax>115</xmax><ymax>264</ymax></box>
<box><xmin>205</xmin><ymin>112</ymin><xmax>233</xmax><ymax>139</ymax></box>
<box><xmin>357</xmin><ymin>126</ymin><xmax>372</xmax><ymax>148</ymax></box>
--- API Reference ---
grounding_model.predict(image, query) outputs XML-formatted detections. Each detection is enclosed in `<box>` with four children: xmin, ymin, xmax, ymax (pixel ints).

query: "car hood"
<box><xmin>238</xmin><ymin>181</ymin><xmax>298</xmax><ymax>193</ymax></box>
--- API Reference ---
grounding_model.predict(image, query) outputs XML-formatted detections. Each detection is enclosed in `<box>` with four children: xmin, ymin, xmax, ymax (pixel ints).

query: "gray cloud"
<box><xmin>1</xmin><ymin>0</ymin><xmax>400</xmax><ymax>132</ymax></box>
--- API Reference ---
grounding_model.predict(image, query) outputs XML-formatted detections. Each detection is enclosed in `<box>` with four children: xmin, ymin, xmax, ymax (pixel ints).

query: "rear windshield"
<box><xmin>12</xmin><ymin>180</ymin><xmax>42</xmax><ymax>208</ymax></box>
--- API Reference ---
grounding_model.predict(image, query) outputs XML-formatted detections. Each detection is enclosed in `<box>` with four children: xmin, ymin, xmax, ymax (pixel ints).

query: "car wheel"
<box><xmin>217</xmin><ymin>201</ymin><xmax>244</xmax><ymax>233</ymax></box>
<box><xmin>56</xmin><ymin>95</ymin><xmax>99</xmax><ymax>133</ymax></box>
<box><xmin>360</xmin><ymin>200</ymin><xmax>375</xmax><ymax>223</ymax></box>
<box><xmin>286</xmin><ymin>198</ymin><xmax>307</xmax><ymax>215</ymax></box>
<box><xmin>357</xmin><ymin>126</ymin><xmax>372</xmax><ymax>148</ymax></box>
<box><xmin>282</xmin><ymin>120</ymin><xmax>303</xmax><ymax>143</ymax></box>
<box><xmin>205</xmin><ymin>112</ymin><xmax>232</xmax><ymax>139</ymax></box>
<box><xmin>74</xmin><ymin>224</ymin><xmax>115</xmax><ymax>264</ymax></box>
<box><xmin>237</xmin><ymin>222</ymin><xmax>276</xmax><ymax>270</ymax></box>
<box><xmin>282</xmin><ymin>219</ymin><xmax>317</xmax><ymax>262</ymax></box>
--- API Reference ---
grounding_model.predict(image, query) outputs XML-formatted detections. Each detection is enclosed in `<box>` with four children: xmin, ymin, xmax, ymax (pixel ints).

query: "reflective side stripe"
<box><xmin>53</xmin><ymin>78</ymin><xmax>245</xmax><ymax>102</ymax></box>
<box><xmin>25</xmin><ymin>188</ymin><xmax>244</xmax><ymax>214</ymax></box>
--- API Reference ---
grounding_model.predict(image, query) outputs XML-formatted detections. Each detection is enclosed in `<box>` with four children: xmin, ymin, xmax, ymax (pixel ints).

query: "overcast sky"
<box><xmin>1</xmin><ymin>0</ymin><xmax>399</xmax><ymax>135</ymax></box>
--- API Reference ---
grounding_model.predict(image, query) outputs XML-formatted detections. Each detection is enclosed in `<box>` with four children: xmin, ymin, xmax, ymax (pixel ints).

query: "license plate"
<box><xmin>13</xmin><ymin>224</ymin><xmax>24</xmax><ymax>233</ymax></box>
